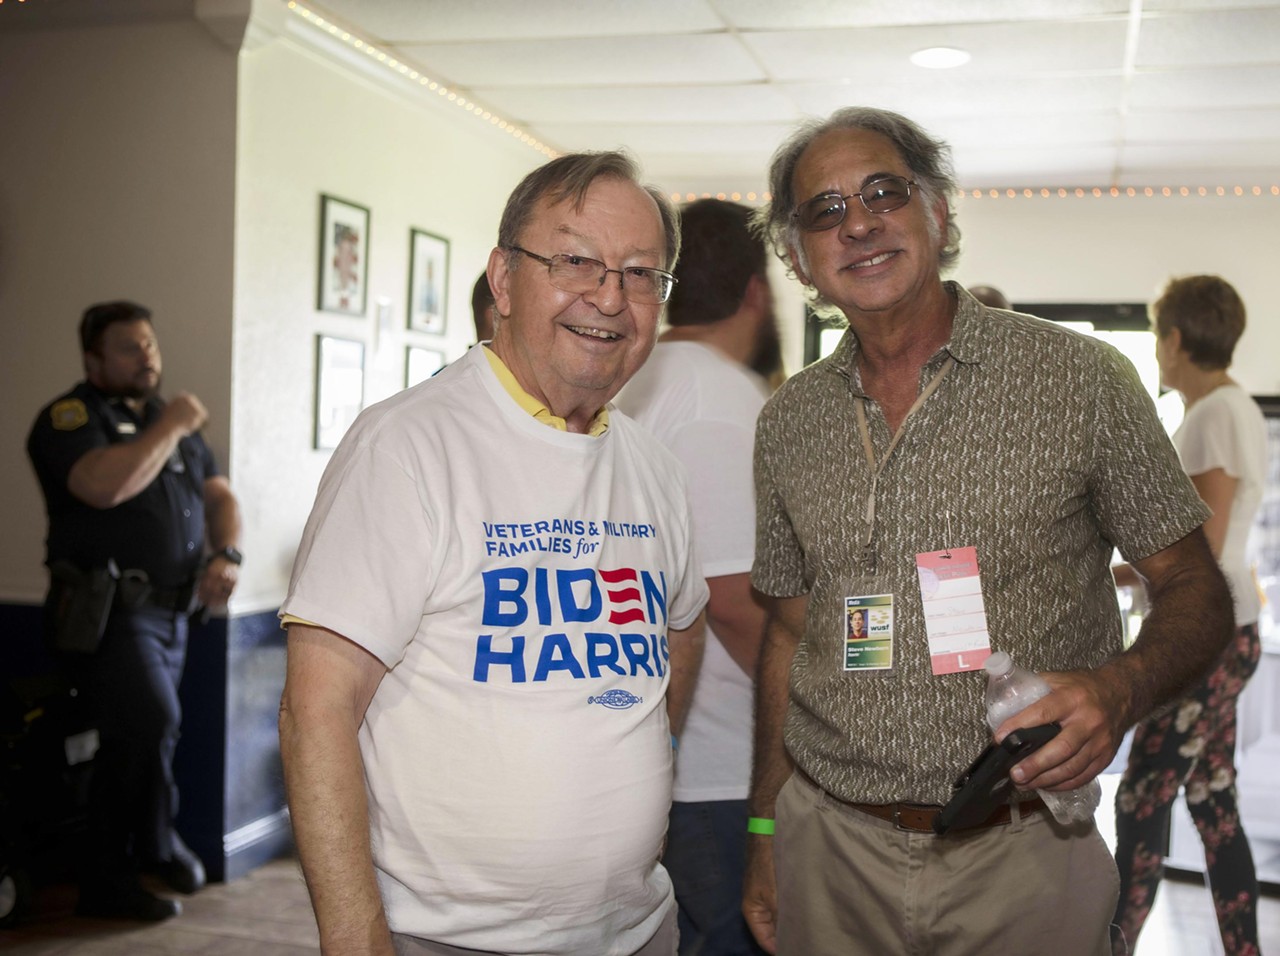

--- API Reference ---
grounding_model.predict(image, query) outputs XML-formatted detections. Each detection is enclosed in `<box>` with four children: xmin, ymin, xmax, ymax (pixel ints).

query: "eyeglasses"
<box><xmin>509</xmin><ymin>247</ymin><xmax>677</xmax><ymax>305</ymax></box>
<box><xmin>792</xmin><ymin>175</ymin><xmax>918</xmax><ymax>232</ymax></box>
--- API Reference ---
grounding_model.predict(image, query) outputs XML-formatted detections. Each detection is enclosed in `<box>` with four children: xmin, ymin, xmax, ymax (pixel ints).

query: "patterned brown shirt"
<box><xmin>752</xmin><ymin>284</ymin><xmax>1209</xmax><ymax>804</ymax></box>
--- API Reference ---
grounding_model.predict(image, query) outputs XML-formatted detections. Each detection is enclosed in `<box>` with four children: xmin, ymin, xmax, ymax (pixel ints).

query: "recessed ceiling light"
<box><xmin>910</xmin><ymin>47</ymin><xmax>971</xmax><ymax>69</ymax></box>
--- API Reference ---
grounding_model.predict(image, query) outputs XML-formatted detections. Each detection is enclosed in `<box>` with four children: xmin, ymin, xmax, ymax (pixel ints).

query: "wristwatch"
<box><xmin>214</xmin><ymin>546</ymin><xmax>243</xmax><ymax>565</ymax></box>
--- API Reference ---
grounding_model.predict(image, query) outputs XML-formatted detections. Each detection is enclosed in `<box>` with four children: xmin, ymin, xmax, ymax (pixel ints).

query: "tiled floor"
<box><xmin>0</xmin><ymin>859</ymin><xmax>318</xmax><ymax>955</ymax></box>
<box><xmin>2</xmin><ymin>824</ymin><xmax>1278</xmax><ymax>955</ymax></box>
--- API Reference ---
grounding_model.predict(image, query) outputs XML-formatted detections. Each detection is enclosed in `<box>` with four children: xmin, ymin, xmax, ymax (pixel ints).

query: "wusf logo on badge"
<box><xmin>473</xmin><ymin>565</ymin><xmax>670</xmax><ymax>685</ymax></box>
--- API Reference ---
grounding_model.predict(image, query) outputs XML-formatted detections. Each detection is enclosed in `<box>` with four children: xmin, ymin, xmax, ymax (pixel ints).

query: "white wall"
<box><xmin>231</xmin><ymin>30</ymin><xmax>540</xmax><ymax>609</ymax></box>
<box><xmin>0</xmin><ymin>16</ymin><xmax>239</xmax><ymax>603</ymax></box>
<box><xmin>952</xmin><ymin>194</ymin><xmax>1280</xmax><ymax>394</ymax></box>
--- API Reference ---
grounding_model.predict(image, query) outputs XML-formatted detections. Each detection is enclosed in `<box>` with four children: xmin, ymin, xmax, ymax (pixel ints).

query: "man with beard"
<box><xmin>616</xmin><ymin>198</ymin><xmax>776</xmax><ymax>956</ymax></box>
<box><xmin>27</xmin><ymin>300</ymin><xmax>242</xmax><ymax>921</ymax></box>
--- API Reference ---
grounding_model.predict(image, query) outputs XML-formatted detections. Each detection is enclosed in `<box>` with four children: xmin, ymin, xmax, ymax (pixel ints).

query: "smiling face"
<box><xmin>788</xmin><ymin>128</ymin><xmax>948</xmax><ymax>321</ymax></box>
<box><xmin>488</xmin><ymin>175</ymin><xmax>667</xmax><ymax>431</ymax></box>
<box><xmin>85</xmin><ymin>318</ymin><xmax>162</xmax><ymax>400</ymax></box>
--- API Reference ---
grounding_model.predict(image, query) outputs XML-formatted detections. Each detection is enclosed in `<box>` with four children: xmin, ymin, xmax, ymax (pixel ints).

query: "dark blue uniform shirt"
<box><xmin>27</xmin><ymin>382</ymin><xmax>219</xmax><ymax>589</ymax></box>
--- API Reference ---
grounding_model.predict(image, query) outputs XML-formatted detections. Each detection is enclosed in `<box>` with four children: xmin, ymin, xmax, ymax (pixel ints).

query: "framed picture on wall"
<box><xmin>313</xmin><ymin>334</ymin><xmax>366</xmax><ymax>450</ymax></box>
<box><xmin>317</xmin><ymin>194</ymin><xmax>370</xmax><ymax>316</ymax></box>
<box><xmin>405</xmin><ymin>345</ymin><xmax>446</xmax><ymax>388</ymax></box>
<box><xmin>407</xmin><ymin>228</ymin><xmax>449</xmax><ymax>335</ymax></box>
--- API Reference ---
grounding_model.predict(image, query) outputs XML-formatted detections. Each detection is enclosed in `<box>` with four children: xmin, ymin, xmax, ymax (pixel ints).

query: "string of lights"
<box><xmin>286</xmin><ymin>1</ymin><xmax>556</xmax><ymax>159</ymax></box>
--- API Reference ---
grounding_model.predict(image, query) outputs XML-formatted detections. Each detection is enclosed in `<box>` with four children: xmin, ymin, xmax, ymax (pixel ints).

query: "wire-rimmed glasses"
<box><xmin>509</xmin><ymin>247</ymin><xmax>677</xmax><ymax>304</ymax></box>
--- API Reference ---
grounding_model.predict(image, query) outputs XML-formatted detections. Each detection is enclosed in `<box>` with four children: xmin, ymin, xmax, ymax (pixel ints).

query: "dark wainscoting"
<box><xmin>0</xmin><ymin>601</ymin><xmax>290</xmax><ymax>884</ymax></box>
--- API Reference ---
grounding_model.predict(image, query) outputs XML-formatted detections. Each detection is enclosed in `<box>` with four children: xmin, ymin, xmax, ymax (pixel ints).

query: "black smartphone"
<box><xmin>932</xmin><ymin>722</ymin><xmax>1061</xmax><ymax>835</ymax></box>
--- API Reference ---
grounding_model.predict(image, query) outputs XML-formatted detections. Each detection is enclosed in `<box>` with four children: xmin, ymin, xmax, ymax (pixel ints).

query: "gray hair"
<box><xmin>497</xmin><ymin>151</ymin><xmax>680</xmax><ymax>270</ymax></box>
<box><xmin>753</xmin><ymin>107</ymin><xmax>961</xmax><ymax>298</ymax></box>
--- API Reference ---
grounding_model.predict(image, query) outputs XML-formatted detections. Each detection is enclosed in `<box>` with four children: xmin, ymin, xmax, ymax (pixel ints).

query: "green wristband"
<box><xmin>747</xmin><ymin>817</ymin><xmax>776</xmax><ymax>836</ymax></box>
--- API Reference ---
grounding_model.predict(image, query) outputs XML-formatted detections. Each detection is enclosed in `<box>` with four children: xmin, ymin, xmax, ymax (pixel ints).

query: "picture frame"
<box><xmin>405</xmin><ymin>345</ymin><xmax>446</xmax><ymax>388</ymax></box>
<box><xmin>317</xmin><ymin>194</ymin><xmax>370</xmax><ymax>316</ymax></box>
<box><xmin>407</xmin><ymin>228</ymin><xmax>450</xmax><ymax>335</ymax></box>
<box><xmin>313</xmin><ymin>335</ymin><xmax>366</xmax><ymax>450</ymax></box>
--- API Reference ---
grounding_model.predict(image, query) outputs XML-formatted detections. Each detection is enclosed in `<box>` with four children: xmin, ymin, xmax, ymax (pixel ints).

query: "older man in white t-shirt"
<box><xmin>279</xmin><ymin>152</ymin><xmax>708</xmax><ymax>956</ymax></box>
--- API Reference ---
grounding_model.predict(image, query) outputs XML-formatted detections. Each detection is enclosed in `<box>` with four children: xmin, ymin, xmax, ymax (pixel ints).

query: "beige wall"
<box><xmin>953</xmin><ymin>194</ymin><xmax>1280</xmax><ymax>395</ymax></box>
<box><xmin>0</xmin><ymin>16</ymin><xmax>239</xmax><ymax>602</ymax></box>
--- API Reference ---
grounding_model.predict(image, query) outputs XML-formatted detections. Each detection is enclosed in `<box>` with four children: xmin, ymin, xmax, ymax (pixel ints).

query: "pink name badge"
<box><xmin>916</xmin><ymin>546</ymin><xmax>993</xmax><ymax>675</ymax></box>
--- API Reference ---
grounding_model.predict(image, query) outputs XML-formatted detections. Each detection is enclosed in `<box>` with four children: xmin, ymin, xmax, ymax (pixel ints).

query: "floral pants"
<box><xmin>1112</xmin><ymin>623</ymin><xmax>1262</xmax><ymax>956</ymax></box>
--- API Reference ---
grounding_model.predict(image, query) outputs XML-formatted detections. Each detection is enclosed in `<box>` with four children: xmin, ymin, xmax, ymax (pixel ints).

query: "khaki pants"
<box><xmin>775</xmin><ymin>773</ymin><xmax>1119</xmax><ymax>956</ymax></box>
<box><xmin>392</xmin><ymin>899</ymin><xmax>677</xmax><ymax>956</ymax></box>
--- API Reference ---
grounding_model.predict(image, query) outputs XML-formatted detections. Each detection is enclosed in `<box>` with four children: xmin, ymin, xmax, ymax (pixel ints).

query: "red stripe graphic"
<box><xmin>601</xmin><ymin>568</ymin><xmax>645</xmax><ymax>625</ymax></box>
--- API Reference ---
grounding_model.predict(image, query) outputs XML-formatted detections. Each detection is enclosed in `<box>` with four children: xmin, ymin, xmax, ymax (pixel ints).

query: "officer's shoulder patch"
<box><xmin>50</xmin><ymin>398</ymin><xmax>89</xmax><ymax>431</ymax></box>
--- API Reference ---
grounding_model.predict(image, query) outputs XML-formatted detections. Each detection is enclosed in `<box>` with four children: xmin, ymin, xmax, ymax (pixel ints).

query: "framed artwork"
<box><xmin>313</xmin><ymin>335</ymin><xmax>366</xmax><ymax>450</ymax></box>
<box><xmin>405</xmin><ymin>346</ymin><xmax>446</xmax><ymax>388</ymax></box>
<box><xmin>407</xmin><ymin>228</ymin><xmax>449</xmax><ymax>334</ymax></box>
<box><xmin>317</xmin><ymin>194</ymin><xmax>370</xmax><ymax>316</ymax></box>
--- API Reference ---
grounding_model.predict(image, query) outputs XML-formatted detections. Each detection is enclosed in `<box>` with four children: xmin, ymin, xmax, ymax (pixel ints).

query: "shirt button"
<box><xmin>187</xmin><ymin>542</ymin><xmax>196</xmax><ymax>551</ymax></box>
<box><xmin>184</xmin><ymin>509</ymin><xmax>191</xmax><ymax>517</ymax></box>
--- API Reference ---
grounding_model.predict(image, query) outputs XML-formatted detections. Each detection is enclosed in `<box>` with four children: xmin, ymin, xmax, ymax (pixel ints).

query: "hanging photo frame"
<box><xmin>407</xmin><ymin>228</ymin><xmax>449</xmax><ymax>335</ymax></box>
<box><xmin>317</xmin><ymin>194</ymin><xmax>370</xmax><ymax>316</ymax></box>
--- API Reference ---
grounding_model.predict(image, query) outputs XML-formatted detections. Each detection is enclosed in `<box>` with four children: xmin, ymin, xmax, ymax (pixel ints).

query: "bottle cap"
<box><xmin>983</xmin><ymin>651</ymin><xmax>1011</xmax><ymax>676</ymax></box>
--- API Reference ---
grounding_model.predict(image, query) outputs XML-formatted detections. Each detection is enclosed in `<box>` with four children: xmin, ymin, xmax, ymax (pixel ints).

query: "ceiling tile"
<box><xmin>783</xmin><ymin>74</ymin><xmax>1125</xmax><ymax>119</ymax></box>
<box><xmin>745</xmin><ymin>21</ymin><xmax>1128</xmax><ymax>81</ymax></box>
<box><xmin>393</xmin><ymin>34</ymin><xmax>765</xmax><ymax>87</ymax></box>
<box><xmin>310</xmin><ymin>0</ymin><xmax>724</xmax><ymax>41</ymax></box>
<box><xmin>1126</xmin><ymin>108</ymin><xmax>1280</xmax><ymax>143</ymax></box>
<box><xmin>471</xmin><ymin>83</ymin><xmax>800</xmax><ymax>125</ymax></box>
<box><xmin>716</xmin><ymin>0</ymin><xmax>1128</xmax><ymax>30</ymax></box>
<box><xmin>1127</xmin><ymin>64</ymin><xmax>1280</xmax><ymax>110</ymax></box>
<box><xmin>527</xmin><ymin>122</ymin><xmax>797</xmax><ymax>155</ymax></box>
<box><xmin>1136</xmin><ymin>7</ymin><xmax>1280</xmax><ymax>67</ymax></box>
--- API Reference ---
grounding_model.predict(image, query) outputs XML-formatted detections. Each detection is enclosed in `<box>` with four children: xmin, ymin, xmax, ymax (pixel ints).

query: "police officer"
<box><xmin>27</xmin><ymin>300</ymin><xmax>242</xmax><ymax>921</ymax></box>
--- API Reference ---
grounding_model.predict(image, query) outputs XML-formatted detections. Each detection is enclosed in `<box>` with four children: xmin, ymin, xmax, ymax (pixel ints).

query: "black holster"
<box><xmin>45</xmin><ymin>559</ymin><xmax>120</xmax><ymax>655</ymax></box>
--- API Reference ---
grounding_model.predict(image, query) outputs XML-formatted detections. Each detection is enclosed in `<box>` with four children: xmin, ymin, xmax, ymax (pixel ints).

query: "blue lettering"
<box><xmin>621</xmin><ymin>632</ymin><xmax>655</xmax><ymax>676</ymax></box>
<box><xmin>649</xmin><ymin>633</ymin><xmax>666</xmax><ymax>677</ymax></box>
<box><xmin>641</xmin><ymin>571</ymin><xmax>668</xmax><ymax>626</ymax></box>
<box><xmin>473</xmin><ymin>635</ymin><xmax>527</xmax><ymax>682</ymax></box>
<box><xmin>557</xmin><ymin>568</ymin><xmax>602</xmax><ymax>622</ymax></box>
<box><xmin>533</xmin><ymin>633</ymin><xmax>586</xmax><ymax>681</ymax></box>
<box><xmin>482</xmin><ymin>568</ymin><xmax>529</xmax><ymax>626</ymax></box>
<box><xmin>586</xmin><ymin>632</ymin><xmax>626</xmax><ymax>677</ymax></box>
<box><xmin>535</xmin><ymin>567</ymin><xmax>552</xmax><ymax>625</ymax></box>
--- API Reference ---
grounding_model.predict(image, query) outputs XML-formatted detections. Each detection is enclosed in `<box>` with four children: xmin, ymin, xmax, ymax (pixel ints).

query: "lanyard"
<box><xmin>852</xmin><ymin>356</ymin><xmax>956</xmax><ymax>571</ymax></box>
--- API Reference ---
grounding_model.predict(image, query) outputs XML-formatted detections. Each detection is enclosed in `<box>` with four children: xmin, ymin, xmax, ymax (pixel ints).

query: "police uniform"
<box><xmin>27</xmin><ymin>380</ymin><xmax>218</xmax><ymax>883</ymax></box>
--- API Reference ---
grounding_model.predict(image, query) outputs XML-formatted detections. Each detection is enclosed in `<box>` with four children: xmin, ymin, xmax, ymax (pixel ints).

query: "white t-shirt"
<box><xmin>616</xmin><ymin>341</ymin><xmax>769</xmax><ymax>802</ymax></box>
<box><xmin>282</xmin><ymin>346</ymin><xmax>709</xmax><ymax>955</ymax></box>
<box><xmin>1175</xmin><ymin>383</ymin><xmax>1268</xmax><ymax>624</ymax></box>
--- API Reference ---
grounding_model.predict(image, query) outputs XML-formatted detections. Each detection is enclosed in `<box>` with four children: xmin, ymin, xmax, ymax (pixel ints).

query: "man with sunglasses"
<box><xmin>280</xmin><ymin>151</ymin><xmax>708</xmax><ymax>956</ymax></box>
<box><xmin>742</xmin><ymin>108</ymin><xmax>1232</xmax><ymax>955</ymax></box>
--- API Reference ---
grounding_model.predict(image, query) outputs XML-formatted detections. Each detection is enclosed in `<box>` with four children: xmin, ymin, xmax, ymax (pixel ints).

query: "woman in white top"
<box><xmin>1113</xmin><ymin>275</ymin><xmax>1267</xmax><ymax>956</ymax></box>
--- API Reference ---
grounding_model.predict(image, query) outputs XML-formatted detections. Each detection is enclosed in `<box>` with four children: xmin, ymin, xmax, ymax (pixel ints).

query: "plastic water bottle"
<box><xmin>983</xmin><ymin>651</ymin><xmax>1101</xmax><ymax>824</ymax></box>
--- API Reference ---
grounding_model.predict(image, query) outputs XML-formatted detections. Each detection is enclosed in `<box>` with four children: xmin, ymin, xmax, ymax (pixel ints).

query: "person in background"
<box><xmin>26</xmin><ymin>300</ymin><xmax>242</xmax><ymax>921</ymax></box>
<box><xmin>278</xmin><ymin>151</ymin><xmax>708</xmax><ymax>956</ymax></box>
<box><xmin>967</xmin><ymin>285</ymin><xmax>1011</xmax><ymax>310</ymax></box>
<box><xmin>742</xmin><ymin>106</ymin><xmax>1233</xmax><ymax>956</ymax></box>
<box><xmin>617</xmin><ymin>198</ymin><xmax>775</xmax><ymax>956</ymax></box>
<box><xmin>471</xmin><ymin>271</ymin><xmax>496</xmax><ymax>343</ymax></box>
<box><xmin>1112</xmin><ymin>275</ymin><xmax>1266</xmax><ymax>956</ymax></box>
